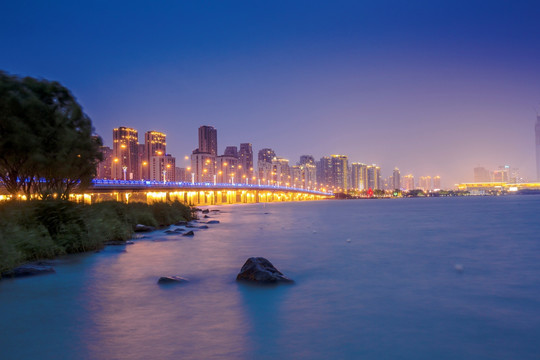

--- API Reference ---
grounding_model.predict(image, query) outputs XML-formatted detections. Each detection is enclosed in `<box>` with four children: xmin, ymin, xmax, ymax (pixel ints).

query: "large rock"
<box><xmin>182</xmin><ymin>230</ymin><xmax>195</xmax><ymax>236</ymax></box>
<box><xmin>3</xmin><ymin>263</ymin><xmax>56</xmax><ymax>278</ymax></box>
<box><xmin>134</xmin><ymin>224</ymin><xmax>155</xmax><ymax>232</ymax></box>
<box><xmin>236</xmin><ymin>257</ymin><xmax>293</xmax><ymax>283</ymax></box>
<box><xmin>157</xmin><ymin>276</ymin><xmax>188</xmax><ymax>284</ymax></box>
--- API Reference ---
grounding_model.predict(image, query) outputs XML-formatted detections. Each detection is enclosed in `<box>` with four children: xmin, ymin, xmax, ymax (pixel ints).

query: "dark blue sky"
<box><xmin>2</xmin><ymin>0</ymin><xmax>540</xmax><ymax>185</ymax></box>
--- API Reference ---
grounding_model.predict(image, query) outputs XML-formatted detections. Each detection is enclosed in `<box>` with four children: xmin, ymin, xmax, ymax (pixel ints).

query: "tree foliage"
<box><xmin>0</xmin><ymin>71</ymin><xmax>102</xmax><ymax>199</ymax></box>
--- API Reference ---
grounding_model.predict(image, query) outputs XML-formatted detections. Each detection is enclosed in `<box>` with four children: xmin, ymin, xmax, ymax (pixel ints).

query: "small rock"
<box><xmin>3</xmin><ymin>264</ymin><xmax>56</xmax><ymax>278</ymax></box>
<box><xmin>204</xmin><ymin>215</ymin><xmax>210</xmax><ymax>218</ymax></box>
<box><xmin>185</xmin><ymin>224</ymin><xmax>198</xmax><ymax>228</ymax></box>
<box><xmin>173</xmin><ymin>228</ymin><xmax>185</xmax><ymax>233</ymax></box>
<box><xmin>236</xmin><ymin>257</ymin><xmax>293</xmax><ymax>283</ymax></box>
<box><xmin>157</xmin><ymin>276</ymin><xmax>188</xmax><ymax>284</ymax></box>
<box><xmin>164</xmin><ymin>230</ymin><xmax>176</xmax><ymax>234</ymax></box>
<box><xmin>134</xmin><ymin>224</ymin><xmax>155</xmax><ymax>232</ymax></box>
<box><xmin>346</xmin><ymin>238</ymin><xmax>351</xmax><ymax>243</ymax></box>
<box><xmin>126</xmin><ymin>241</ymin><xmax>135</xmax><ymax>245</ymax></box>
<box><xmin>210</xmin><ymin>209</ymin><xmax>220</xmax><ymax>212</ymax></box>
<box><xmin>206</xmin><ymin>220</ymin><xmax>220</xmax><ymax>224</ymax></box>
<box><xmin>198</xmin><ymin>225</ymin><xmax>209</xmax><ymax>229</ymax></box>
<box><xmin>183</xmin><ymin>231</ymin><xmax>195</xmax><ymax>236</ymax></box>
<box><xmin>202</xmin><ymin>209</ymin><xmax>210</xmax><ymax>214</ymax></box>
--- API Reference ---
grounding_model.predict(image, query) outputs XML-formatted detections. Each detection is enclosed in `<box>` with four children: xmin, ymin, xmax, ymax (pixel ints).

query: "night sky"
<box><xmin>2</xmin><ymin>0</ymin><xmax>540</xmax><ymax>186</ymax></box>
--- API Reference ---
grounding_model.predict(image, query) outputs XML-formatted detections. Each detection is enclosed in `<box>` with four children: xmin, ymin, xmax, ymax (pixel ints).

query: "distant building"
<box><xmin>367</xmin><ymin>165</ymin><xmax>381</xmax><ymax>190</ymax></box>
<box><xmin>350</xmin><ymin>163</ymin><xmax>368</xmax><ymax>191</ymax></box>
<box><xmin>474</xmin><ymin>166</ymin><xmax>491</xmax><ymax>182</ymax></box>
<box><xmin>418</xmin><ymin>176</ymin><xmax>432</xmax><ymax>191</ymax></box>
<box><xmin>112</xmin><ymin>127</ymin><xmax>140</xmax><ymax>180</ymax></box>
<box><xmin>536</xmin><ymin>115</ymin><xmax>540</xmax><ymax>180</ymax></box>
<box><xmin>97</xmin><ymin>146</ymin><xmax>113</xmax><ymax>179</ymax></box>
<box><xmin>272</xmin><ymin>157</ymin><xmax>290</xmax><ymax>186</ymax></box>
<box><xmin>191</xmin><ymin>152</ymin><xmax>215</xmax><ymax>183</ymax></box>
<box><xmin>224</xmin><ymin>146</ymin><xmax>238</xmax><ymax>158</ymax></box>
<box><xmin>150</xmin><ymin>154</ymin><xmax>176</xmax><ymax>182</ymax></box>
<box><xmin>216</xmin><ymin>155</ymin><xmax>239</xmax><ymax>183</ymax></box>
<box><xmin>316</xmin><ymin>156</ymin><xmax>333</xmax><ymax>189</ymax></box>
<box><xmin>258</xmin><ymin>148</ymin><xmax>276</xmax><ymax>164</ymax></box>
<box><xmin>433</xmin><ymin>176</ymin><xmax>441</xmax><ymax>190</ymax></box>
<box><xmin>392</xmin><ymin>168</ymin><xmax>401</xmax><ymax>190</ymax></box>
<box><xmin>402</xmin><ymin>174</ymin><xmax>415</xmax><ymax>191</ymax></box>
<box><xmin>239</xmin><ymin>143</ymin><xmax>254</xmax><ymax>182</ymax></box>
<box><xmin>492</xmin><ymin>165</ymin><xmax>510</xmax><ymax>182</ymax></box>
<box><xmin>143</xmin><ymin>131</ymin><xmax>166</xmax><ymax>180</ymax></box>
<box><xmin>299</xmin><ymin>155</ymin><xmax>315</xmax><ymax>166</ymax></box>
<box><xmin>257</xmin><ymin>148</ymin><xmax>275</xmax><ymax>181</ymax></box>
<box><xmin>291</xmin><ymin>163</ymin><xmax>317</xmax><ymax>189</ymax></box>
<box><xmin>198</xmin><ymin>125</ymin><xmax>217</xmax><ymax>156</ymax></box>
<box><xmin>330</xmin><ymin>155</ymin><xmax>348</xmax><ymax>191</ymax></box>
<box><xmin>175</xmin><ymin>167</ymin><xmax>186</xmax><ymax>182</ymax></box>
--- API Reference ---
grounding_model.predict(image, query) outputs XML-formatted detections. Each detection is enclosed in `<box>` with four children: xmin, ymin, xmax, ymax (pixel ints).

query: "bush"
<box><xmin>0</xmin><ymin>199</ymin><xmax>193</xmax><ymax>275</ymax></box>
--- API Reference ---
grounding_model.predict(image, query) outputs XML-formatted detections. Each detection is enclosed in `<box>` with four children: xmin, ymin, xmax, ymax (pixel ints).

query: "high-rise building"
<box><xmin>112</xmin><ymin>127</ymin><xmax>140</xmax><ymax>180</ymax></box>
<box><xmin>418</xmin><ymin>176</ymin><xmax>432</xmax><ymax>191</ymax></box>
<box><xmin>258</xmin><ymin>148</ymin><xmax>275</xmax><ymax>181</ymax></box>
<box><xmin>97</xmin><ymin>146</ymin><xmax>113</xmax><ymax>179</ymax></box>
<box><xmin>239</xmin><ymin>143</ymin><xmax>254</xmax><ymax>181</ymax></box>
<box><xmin>367</xmin><ymin>165</ymin><xmax>381</xmax><ymax>190</ymax></box>
<box><xmin>272</xmin><ymin>157</ymin><xmax>290</xmax><ymax>186</ymax></box>
<box><xmin>143</xmin><ymin>131</ymin><xmax>166</xmax><ymax>180</ymax></box>
<box><xmin>175</xmin><ymin>167</ymin><xmax>187</xmax><ymax>182</ymax></box>
<box><xmin>299</xmin><ymin>155</ymin><xmax>315</xmax><ymax>166</ymax></box>
<box><xmin>350</xmin><ymin>163</ymin><xmax>368</xmax><ymax>191</ymax></box>
<box><xmin>258</xmin><ymin>148</ymin><xmax>276</xmax><ymax>164</ymax></box>
<box><xmin>191</xmin><ymin>152</ymin><xmax>215</xmax><ymax>183</ymax></box>
<box><xmin>536</xmin><ymin>115</ymin><xmax>540</xmax><ymax>180</ymax></box>
<box><xmin>392</xmin><ymin>168</ymin><xmax>401</xmax><ymax>190</ymax></box>
<box><xmin>198</xmin><ymin>125</ymin><xmax>217</xmax><ymax>156</ymax></box>
<box><xmin>150</xmin><ymin>154</ymin><xmax>176</xmax><ymax>182</ymax></box>
<box><xmin>492</xmin><ymin>165</ymin><xmax>510</xmax><ymax>182</ymax></box>
<box><xmin>316</xmin><ymin>156</ymin><xmax>332</xmax><ymax>189</ymax></box>
<box><xmin>474</xmin><ymin>166</ymin><xmax>491</xmax><ymax>182</ymax></box>
<box><xmin>216</xmin><ymin>155</ymin><xmax>239</xmax><ymax>183</ymax></box>
<box><xmin>433</xmin><ymin>176</ymin><xmax>441</xmax><ymax>190</ymax></box>
<box><xmin>402</xmin><ymin>174</ymin><xmax>415</xmax><ymax>191</ymax></box>
<box><xmin>330</xmin><ymin>155</ymin><xmax>348</xmax><ymax>191</ymax></box>
<box><xmin>224</xmin><ymin>146</ymin><xmax>238</xmax><ymax>158</ymax></box>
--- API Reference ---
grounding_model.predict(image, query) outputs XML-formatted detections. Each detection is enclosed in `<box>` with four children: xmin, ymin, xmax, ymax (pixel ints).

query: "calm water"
<box><xmin>1</xmin><ymin>196</ymin><xmax>540</xmax><ymax>359</ymax></box>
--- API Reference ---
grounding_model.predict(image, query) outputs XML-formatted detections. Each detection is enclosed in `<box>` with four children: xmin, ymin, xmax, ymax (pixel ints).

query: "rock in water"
<box><xmin>198</xmin><ymin>225</ymin><xmax>209</xmax><ymax>229</ymax></box>
<box><xmin>206</xmin><ymin>220</ymin><xmax>220</xmax><ymax>224</ymax></box>
<box><xmin>202</xmin><ymin>209</ymin><xmax>210</xmax><ymax>214</ymax></box>
<box><xmin>182</xmin><ymin>230</ymin><xmax>195</xmax><ymax>236</ymax></box>
<box><xmin>134</xmin><ymin>224</ymin><xmax>156</xmax><ymax>232</ymax></box>
<box><xmin>4</xmin><ymin>264</ymin><xmax>56</xmax><ymax>278</ymax></box>
<box><xmin>157</xmin><ymin>276</ymin><xmax>188</xmax><ymax>284</ymax></box>
<box><xmin>236</xmin><ymin>257</ymin><xmax>293</xmax><ymax>283</ymax></box>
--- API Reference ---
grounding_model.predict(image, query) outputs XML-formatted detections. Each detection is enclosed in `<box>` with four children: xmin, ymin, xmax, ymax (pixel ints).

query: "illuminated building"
<box><xmin>150</xmin><ymin>154</ymin><xmax>176</xmax><ymax>182</ymax></box>
<box><xmin>316</xmin><ymin>157</ymin><xmax>332</xmax><ymax>188</ymax></box>
<box><xmin>536</xmin><ymin>115</ymin><xmax>540</xmax><ymax>180</ymax></box>
<box><xmin>299</xmin><ymin>155</ymin><xmax>315</xmax><ymax>166</ymax></box>
<box><xmin>433</xmin><ymin>176</ymin><xmax>441</xmax><ymax>190</ymax></box>
<box><xmin>216</xmin><ymin>155</ymin><xmax>238</xmax><ymax>183</ymax></box>
<box><xmin>474</xmin><ymin>166</ymin><xmax>491</xmax><ymax>182</ymax></box>
<box><xmin>392</xmin><ymin>168</ymin><xmax>401</xmax><ymax>190</ymax></box>
<box><xmin>198</xmin><ymin>125</ymin><xmax>217</xmax><ymax>156</ymax></box>
<box><xmin>492</xmin><ymin>165</ymin><xmax>510</xmax><ymax>182</ymax></box>
<box><xmin>112</xmin><ymin>127</ymin><xmax>140</xmax><ymax>180</ymax></box>
<box><xmin>271</xmin><ymin>157</ymin><xmax>290</xmax><ymax>186</ymax></box>
<box><xmin>191</xmin><ymin>152</ymin><xmax>215</xmax><ymax>183</ymax></box>
<box><xmin>291</xmin><ymin>163</ymin><xmax>317</xmax><ymax>189</ymax></box>
<box><xmin>330</xmin><ymin>155</ymin><xmax>348</xmax><ymax>191</ymax></box>
<box><xmin>367</xmin><ymin>165</ymin><xmax>381</xmax><ymax>190</ymax></box>
<box><xmin>143</xmin><ymin>131</ymin><xmax>166</xmax><ymax>180</ymax></box>
<box><xmin>97</xmin><ymin>146</ymin><xmax>113</xmax><ymax>179</ymax></box>
<box><xmin>258</xmin><ymin>148</ymin><xmax>276</xmax><ymax>181</ymax></box>
<box><xmin>350</xmin><ymin>163</ymin><xmax>368</xmax><ymax>190</ymax></box>
<box><xmin>402</xmin><ymin>174</ymin><xmax>415</xmax><ymax>191</ymax></box>
<box><xmin>418</xmin><ymin>176</ymin><xmax>432</xmax><ymax>191</ymax></box>
<box><xmin>239</xmin><ymin>143</ymin><xmax>254</xmax><ymax>180</ymax></box>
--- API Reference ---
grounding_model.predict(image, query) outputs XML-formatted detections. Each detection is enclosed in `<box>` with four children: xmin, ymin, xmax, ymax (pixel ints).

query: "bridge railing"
<box><xmin>90</xmin><ymin>179</ymin><xmax>333</xmax><ymax>196</ymax></box>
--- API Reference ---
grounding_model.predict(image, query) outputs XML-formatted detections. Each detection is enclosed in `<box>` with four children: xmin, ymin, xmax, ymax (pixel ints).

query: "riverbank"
<box><xmin>0</xmin><ymin>200</ymin><xmax>193</xmax><ymax>276</ymax></box>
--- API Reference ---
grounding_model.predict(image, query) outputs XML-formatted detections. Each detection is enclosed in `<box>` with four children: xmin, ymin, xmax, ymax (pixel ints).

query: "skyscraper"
<box><xmin>392</xmin><ymin>168</ymin><xmax>401</xmax><ymax>190</ymax></box>
<box><xmin>474</xmin><ymin>166</ymin><xmax>491</xmax><ymax>182</ymax></box>
<box><xmin>224</xmin><ymin>146</ymin><xmax>238</xmax><ymax>158</ymax></box>
<box><xmin>112</xmin><ymin>127</ymin><xmax>140</xmax><ymax>180</ymax></box>
<box><xmin>198</xmin><ymin>125</ymin><xmax>217</xmax><ymax>156</ymax></box>
<box><xmin>433</xmin><ymin>176</ymin><xmax>441</xmax><ymax>189</ymax></box>
<box><xmin>331</xmin><ymin>155</ymin><xmax>348</xmax><ymax>191</ymax></box>
<box><xmin>350</xmin><ymin>163</ymin><xmax>367</xmax><ymax>190</ymax></box>
<box><xmin>143</xmin><ymin>131</ymin><xmax>166</xmax><ymax>180</ymax></box>
<box><xmin>536</xmin><ymin>115</ymin><xmax>540</xmax><ymax>181</ymax></box>
<box><xmin>239</xmin><ymin>143</ymin><xmax>254</xmax><ymax>180</ymax></box>
<box><xmin>299</xmin><ymin>155</ymin><xmax>315</xmax><ymax>166</ymax></box>
<box><xmin>316</xmin><ymin>156</ymin><xmax>332</xmax><ymax>188</ymax></box>
<box><xmin>367</xmin><ymin>165</ymin><xmax>381</xmax><ymax>190</ymax></box>
<box><xmin>258</xmin><ymin>148</ymin><xmax>276</xmax><ymax>164</ymax></box>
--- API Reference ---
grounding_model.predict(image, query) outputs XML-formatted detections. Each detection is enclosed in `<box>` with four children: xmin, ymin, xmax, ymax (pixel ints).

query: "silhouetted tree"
<box><xmin>0</xmin><ymin>71</ymin><xmax>102</xmax><ymax>199</ymax></box>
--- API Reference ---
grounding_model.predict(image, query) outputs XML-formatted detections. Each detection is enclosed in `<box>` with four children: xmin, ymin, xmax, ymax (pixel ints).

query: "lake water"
<box><xmin>1</xmin><ymin>196</ymin><xmax>540</xmax><ymax>359</ymax></box>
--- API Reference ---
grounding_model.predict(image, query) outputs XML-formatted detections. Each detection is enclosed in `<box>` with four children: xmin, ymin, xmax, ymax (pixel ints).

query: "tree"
<box><xmin>0</xmin><ymin>71</ymin><xmax>102</xmax><ymax>199</ymax></box>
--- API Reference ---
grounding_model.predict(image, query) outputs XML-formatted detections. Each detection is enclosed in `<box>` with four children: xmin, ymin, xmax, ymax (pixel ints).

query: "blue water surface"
<box><xmin>1</xmin><ymin>196</ymin><xmax>539</xmax><ymax>359</ymax></box>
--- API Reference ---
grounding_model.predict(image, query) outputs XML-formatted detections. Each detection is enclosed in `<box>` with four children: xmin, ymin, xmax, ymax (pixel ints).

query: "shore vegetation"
<box><xmin>0</xmin><ymin>200</ymin><xmax>193</xmax><ymax>275</ymax></box>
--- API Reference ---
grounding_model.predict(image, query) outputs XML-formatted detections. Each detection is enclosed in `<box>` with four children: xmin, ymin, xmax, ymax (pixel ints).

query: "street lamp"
<box><xmin>122</xmin><ymin>166</ymin><xmax>127</xmax><ymax>181</ymax></box>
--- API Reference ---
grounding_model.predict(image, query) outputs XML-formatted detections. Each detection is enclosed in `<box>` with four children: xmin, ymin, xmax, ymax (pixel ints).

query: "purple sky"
<box><xmin>2</xmin><ymin>1</ymin><xmax>540</xmax><ymax>186</ymax></box>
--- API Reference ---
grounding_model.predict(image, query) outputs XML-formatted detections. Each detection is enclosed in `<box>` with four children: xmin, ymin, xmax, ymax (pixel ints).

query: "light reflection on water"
<box><xmin>1</xmin><ymin>197</ymin><xmax>540</xmax><ymax>359</ymax></box>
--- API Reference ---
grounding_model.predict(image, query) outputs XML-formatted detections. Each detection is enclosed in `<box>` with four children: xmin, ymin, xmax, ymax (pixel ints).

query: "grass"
<box><xmin>0</xmin><ymin>200</ymin><xmax>193</xmax><ymax>275</ymax></box>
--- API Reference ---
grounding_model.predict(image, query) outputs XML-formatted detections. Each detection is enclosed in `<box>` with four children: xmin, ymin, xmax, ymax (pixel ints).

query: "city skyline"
<box><xmin>2</xmin><ymin>1</ymin><xmax>540</xmax><ymax>184</ymax></box>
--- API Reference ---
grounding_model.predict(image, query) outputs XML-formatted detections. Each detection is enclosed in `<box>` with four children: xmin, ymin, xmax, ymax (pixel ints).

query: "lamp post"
<box><xmin>122</xmin><ymin>166</ymin><xmax>127</xmax><ymax>181</ymax></box>
<box><xmin>191</xmin><ymin>173</ymin><xmax>195</xmax><ymax>184</ymax></box>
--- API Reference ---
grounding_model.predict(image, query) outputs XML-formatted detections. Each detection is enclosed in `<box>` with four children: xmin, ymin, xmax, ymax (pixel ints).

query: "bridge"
<box><xmin>69</xmin><ymin>179</ymin><xmax>334</xmax><ymax>205</ymax></box>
